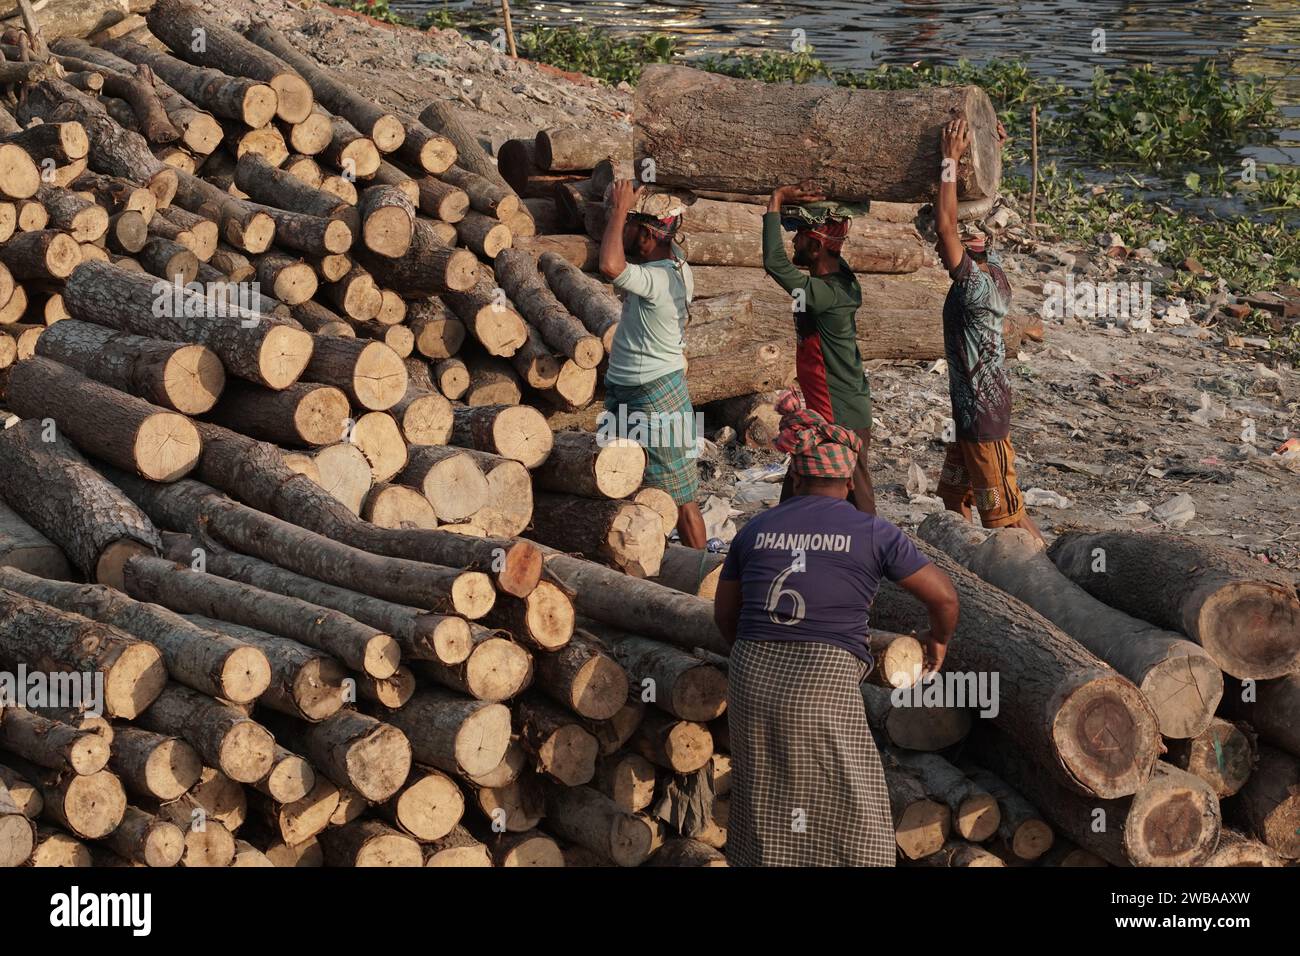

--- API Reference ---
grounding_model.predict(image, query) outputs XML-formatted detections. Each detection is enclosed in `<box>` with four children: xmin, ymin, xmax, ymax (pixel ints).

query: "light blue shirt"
<box><xmin>605</xmin><ymin>255</ymin><xmax>694</xmax><ymax>387</ymax></box>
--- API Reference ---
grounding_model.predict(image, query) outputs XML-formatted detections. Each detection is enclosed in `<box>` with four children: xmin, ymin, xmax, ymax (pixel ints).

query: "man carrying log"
<box><xmin>599</xmin><ymin>180</ymin><xmax>707</xmax><ymax>548</ymax></box>
<box><xmin>762</xmin><ymin>186</ymin><xmax>877</xmax><ymax>513</ymax></box>
<box><xmin>713</xmin><ymin>393</ymin><xmax>959</xmax><ymax>866</ymax></box>
<box><xmin>933</xmin><ymin>119</ymin><xmax>1043</xmax><ymax>542</ymax></box>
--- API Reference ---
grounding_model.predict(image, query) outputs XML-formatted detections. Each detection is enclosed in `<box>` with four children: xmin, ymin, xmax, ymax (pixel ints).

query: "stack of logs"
<box><xmin>0</xmin><ymin>0</ymin><xmax>1294</xmax><ymax>871</ymax></box>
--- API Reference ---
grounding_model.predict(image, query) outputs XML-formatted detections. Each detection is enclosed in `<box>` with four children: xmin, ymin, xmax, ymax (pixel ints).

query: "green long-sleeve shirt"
<box><xmin>762</xmin><ymin>212</ymin><xmax>872</xmax><ymax>430</ymax></box>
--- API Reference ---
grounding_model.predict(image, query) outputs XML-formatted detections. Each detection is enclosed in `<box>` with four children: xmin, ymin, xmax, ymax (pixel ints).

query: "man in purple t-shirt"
<box><xmin>714</xmin><ymin>392</ymin><xmax>958</xmax><ymax>867</ymax></box>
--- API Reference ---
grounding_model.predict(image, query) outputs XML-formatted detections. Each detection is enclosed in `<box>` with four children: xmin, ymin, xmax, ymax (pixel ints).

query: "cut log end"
<box><xmin>1056</xmin><ymin>677</ymin><xmax>1160</xmax><ymax>799</ymax></box>
<box><xmin>451</xmin><ymin>570</ymin><xmax>496</xmax><ymax>620</ymax></box>
<box><xmin>103</xmin><ymin>641</ymin><xmax>167</xmax><ymax>720</ymax></box>
<box><xmin>260</xmin><ymin>325</ymin><xmax>315</xmax><ymax>390</ymax></box>
<box><xmin>217</xmin><ymin>720</ymin><xmax>276</xmax><ymax>784</ymax></box>
<box><xmin>134</xmin><ymin>411</ymin><xmax>202</xmax><ymax>482</ymax></box>
<box><xmin>1199</xmin><ymin>582</ymin><xmax>1300</xmax><ymax>679</ymax></box>
<box><xmin>163</xmin><ymin>344</ymin><xmax>227</xmax><ymax>415</ymax></box>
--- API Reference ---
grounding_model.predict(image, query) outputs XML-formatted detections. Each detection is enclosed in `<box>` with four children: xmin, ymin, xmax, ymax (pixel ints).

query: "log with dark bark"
<box><xmin>0</xmin><ymin>420</ymin><xmax>162</xmax><ymax>588</ymax></box>
<box><xmin>382</xmin><ymin>688</ymin><xmax>511</xmax><ymax>778</ymax></box>
<box><xmin>5</xmin><ymin>355</ymin><xmax>201</xmax><ymax>482</ymax></box>
<box><xmin>358</xmin><ymin>184</ymin><xmax>415</xmax><ymax>258</ymax></box>
<box><xmin>517</xmin><ymin>693</ymin><xmax>599</xmax><ymax>786</ymax></box>
<box><xmin>1049</xmin><ymin>530</ymin><xmax>1300</xmax><ymax>680</ymax></box>
<box><xmin>359</xmin><ymin>217</ymin><xmax>479</xmax><ymax>296</ymax></box>
<box><xmin>685</xmin><ymin>339</ymin><xmax>794</xmax><ymax>405</ymax></box>
<box><xmin>542</xmin><ymin>782</ymin><xmax>655</xmax><ymax>866</ymax></box>
<box><xmin>122</xmin><ymin>552</ymin><xmax>401</xmax><ymax>679</ymax></box>
<box><xmin>890</xmin><ymin>750</ymin><xmax>999</xmax><ymax>842</ymax></box>
<box><xmin>634</xmin><ymin>65</ymin><xmax>1001</xmax><ymax>202</ymax></box>
<box><xmin>1223</xmin><ymin>744</ymin><xmax>1300</xmax><ymax>859</ymax></box>
<box><xmin>537</xmin><ymin>251</ymin><xmax>619</xmax><ymax>351</ymax></box>
<box><xmin>134</xmin><ymin>682</ymin><xmax>274</xmax><ymax>784</ymax></box>
<box><xmin>145</xmin><ymin>0</ymin><xmax>313</xmax><ymax>123</ymax></box>
<box><xmin>871</xmin><ymin>543</ymin><xmax>1161</xmax><ymax>799</ymax></box>
<box><xmin>530</xmin><ymin>493</ymin><xmax>665</xmax><ymax>578</ymax></box>
<box><xmin>4</xmin><ymin>759</ymin><xmax>125</xmax><ymax>840</ymax></box>
<box><xmin>495</xmin><ymin>249</ymin><xmax>602</xmax><ymax>368</ymax></box>
<box><xmin>417</xmin><ymin>100</ymin><xmax>514</xmax><ymax>195</ymax></box>
<box><xmin>580</xmin><ymin>622</ymin><xmax>726</xmax><ymax>722</ymax></box>
<box><xmin>206</xmin><ymin>380</ymin><xmax>349</xmax><ymax>448</ymax></box>
<box><xmin>957</xmin><ymin>763</ymin><xmax>1055</xmax><ymax>862</ymax></box>
<box><xmin>63</xmin><ymin>260</ymin><xmax>312</xmax><ymax>389</ymax></box>
<box><xmin>455</xmin><ymin>209</ymin><xmax>511</xmax><ymax>260</ymax></box>
<box><xmin>451</xmin><ymin>402</ymin><xmax>553</xmax><ymax>468</ymax></box>
<box><xmin>920</xmin><ymin>514</ymin><xmax>1223</xmax><ymax>739</ymax></box>
<box><xmin>1221</xmin><ymin>673</ymin><xmax>1300</xmax><ymax>761</ymax></box>
<box><xmin>531</xmin><ymin>431</ymin><xmax>644</xmax><ymax>500</ymax></box>
<box><xmin>269</xmin><ymin>710</ymin><xmax>412</xmax><ymax>804</ymax></box>
<box><xmin>243</xmin><ymin>20</ymin><xmax>402</xmax><ymax>148</ymax></box>
<box><xmin>442</xmin><ymin>278</ymin><xmax>528</xmax><ymax>356</ymax></box>
<box><xmin>0</xmin><ymin>500</ymin><xmax>71</xmax><ymax>579</ymax></box>
<box><xmin>413</xmin><ymin>624</ymin><xmax>530</xmax><ymax>703</ymax></box>
<box><xmin>648</xmin><ymin>545</ymin><xmax>726</xmax><ymax>600</ymax></box>
<box><xmin>233</xmin><ymin>151</ymin><xmax>351</xmax><ymax>222</ymax></box>
<box><xmin>0</xmin><ymin>228</ymin><xmax>80</xmax><ymax>280</ymax></box>
<box><xmin>534</xmin><ymin>125</ymin><xmax>629</xmax><ymax>172</ymax></box>
<box><xmin>398</xmin><ymin>122</ymin><xmax>456</xmax><ymax>175</ymax></box>
<box><xmin>531</xmin><ymin>629</ymin><xmax>629</xmax><ymax>721</ymax></box>
<box><xmin>861</xmin><ymin>679</ymin><xmax>971</xmax><ymax>753</ymax></box>
<box><xmin>35</xmin><ymin>320</ymin><xmax>225</xmax><ymax>415</ymax></box>
<box><xmin>0</xmin><ymin>707</ymin><xmax>109</xmax><ymax>775</ymax></box>
<box><xmin>413</xmin><ymin>175</ymin><xmax>469</xmax><ymax>222</ymax></box>
<box><xmin>439</xmin><ymin>165</ymin><xmax>519</xmax><ymax>219</ymax></box>
<box><xmin>1200</xmin><ymin>828</ymin><xmax>1284</xmax><ymax>867</ymax></box>
<box><xmin>967</xmin><ymin>727</ymin><xmax>1220</xmax><ymax>867</ymax></box>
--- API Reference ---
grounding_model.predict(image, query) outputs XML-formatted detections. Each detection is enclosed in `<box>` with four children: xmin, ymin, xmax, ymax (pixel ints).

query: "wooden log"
<box><xmin>0</xmin><ymin>763</ymin><xmax>43</xmax><ymax>819</ymax></box>
<box><xmin>99</xmin><ymin>38</ymin><xmax>278</xmax><ymax>129</ymax></box>
<box><xmin>442</xmin><ymin>279</ymin><xmax>528</xmax><ymax>356</ymax></box>
<box><xmin>440</xmin><ymin>165</ymin><xmax>519</xmax><ymax>219</ymax></box>
<box><xmin>913</xmin><ymin>839</ymin><xmax>1005</xmax><ymax>868</ymax></box>
<box><xmin>0</xmin><ymin>499</ymin><xmax>72</xmax><ymax>579</ymax></box>
<box><xmin>313</xmin><ymin>442</ymin><xmax>372</xmax><ymax>513</ymax></box>
<box><xmin>0</xmin><ymin>228</ymin><xmax>80</xmax><ymax>280</ymax></box>
<box><xmin>107</xmin><ymin>727</ymin><xmax>201</xmax><ymax>802</ymax></box>
<box><xmin>35</xmin><ymin>319</ymin><xmax>224</xmax><ymax>416</ymax></box>
<box><xmin>414</xmin><ymin>175</ymin><xmax>469</xmax><ymax>222</ymax></box>
<box><xmin>541</xmin><ymin>783</ymin><xmax>655</xmax><ymax>867</ymax></box>
<box><xmin>389</xmin><ymin>382</ymin><xmax>453</xmax><ymax>448</ymax></box>
<box><xmin>537</xmin><ymin>251</ymin><xmax>618</xmax><ymax>350</ymax></box>
<box><xmin>6</xmin><ymin>759</ymin><xmax>125</xmax><ymax>840</ymax></box>
<box><xmin>1</xmin><ymin>120</ymin><xmax>89</xmax><ymax>165</ymax></box>
<box><xmin>145</xmin><ymin>0</ymin><xmax>312</xmax><ymax>122</ymax></box>
<box><xmin>531</xmin><ymin>433</ymin><xmax>643</xmax><ymax>503</ymax></box>
<box><xmin>495</xmin><ymin>249</ymin><xmax>602</xmax><ymax>368</ymax></box>
<box><xmin>250</xmin><ymin>775</ymin><xmax>338</xmax><ymax>846</ymax></box>
<box><xmin>920</xmin><ymin>514</ymin><xmax>1224</xmax><ymax>739</ymax></box>
<box><xmin>27</xmin><ymin>826</ymin><xmax>89</xmax><ymax>867</ymax></box>
<box><xmin>242</xmin><ymin>20</ymin><xmax>402</xmax><ymax>148</ymax></box>
<box><xmin>122</xmin><ymin>548</ymin><xmax>400</xmax><ymax>680</ymax></box>
<box><xmin>634</xmin><ymin>65</ymin><xmax>1001</xmax><ymax>202</ymax></box>
<box><xmin>361</xmin><ymin>482</ymin><xmax>438</xmax><ymax>530</ymax></box>
<box><xmin>1224</xmin><ymin>744</ymin><xmax>1300</xmax><ymax>859</ymax></box>
<box><xmin>316</xmin><ymin>112</ymin><xmax>380</xmax><ymax>178</ymax></box>
<box><xmin>320</xmin><ymin>818</ymin><xmax>422</xmax><ymax>867</ymax></box>
<box><xmin>359</xmin><ymin>217</ymin><xmax>479</xmax><ymax>296</ymax></box>
<box><xmin>860</xmin><ymin>683</ymin><xmax>971</xmax><ymax>752</ymax></box>
<box><xmin>647</xmin><ymin>837</ymin><xmax>726</xmax><ymax>867</ymax></box>
<box><xmin>381</xmin><ymin>688</ymin><xmax>511</xmax><ymax>778</ymax></box>
<box><xmin>534</xmin><ymin>125</ymin><xmax>629</xmax><ymax>173</ymax></box>
<box><xmin>260</xmin><ymin>834</ymin><xmax>323</xmax><ymax>867</ymax></box>
<box><xmin>290</xmin><ymin>301</ymin><xmax>353</xmax><ymax>338</ymax></box>
<box><xmin>581</xmin><ymin>624</ymin><xmax>726</xmax><ymax>721</ymax></box>
<box><xmin>498</xmin><ymin>138</ymin><xmax>582</xmax><ymax>197</ymax></box>
<box><xmin>451</xmin><ymin>402</ymin><xmax>552</xmax><ymax>469</ymax></box>
<box><xmin>1222</xmin><ymin>672</ymin><xmax>1300</xmax><ymax>761</ymax></box>
<box><xmin>423</xmin><ymin>824</ymin><xmax>492</xmax><ymax>866</ymax></box>
<box><xmin>414</xmin><ymin>622</ymin><xmax>531</xmax><ymax>703</ymax></box>
<box><xmin>957</xmin><ymin>763</ymin><xmax>1054</xmax><ymax>862</ymax></box>
<box><xmin>1165</xmin><ymin>717</ymin><xmax>1256</xmax><ymax>798</ymax></box>
<box><xmin>531</xmin><ymin>629</ymin><xmax>629</xmax><ymax>721</ymax></box>
<box><xmin>357</xmin><ymin>665</ymin><xmax>417</xmax><ymax>709</ymax></box>
<box><xmin>701</xmin><ymin>391</ymin><xmax>780</xmax><ymax>448</ymax></box>
<box><xmin>205</xmin><ymin>379</ymin><xmax>349</xmax><ymax>447</ymax></box>
<box><xmin>685</xmin><ymin>339</ymin><xmax>793</xmax><ymax>405</ymax></box>
<box><xmin>676</xmin><ymin>228</ymin><xmax>924</xmax><ymax>273</ymax></box>
<box><xmin>398</xmin><ymin>122</ymin><xmax>456</xmax><ymax>175</ymax></box>
<box><xmin>358</xmin><ymin>184</ymin><xmax>415</xmax><ymax>258</ymax></box>
<box><xmin>301</xmin><ymin>336</ymin><xmax>406</xmax><ymax>411</ymax></box>
<box><xmin>101</xmin><ymin>805</ymin><xmax>183</xmax><ymax>867</ymax></box>
<box><xmin>870</xmin><ymin>543</ymin><xmax>1161</xmax><ymax>799</ymax></box>
<box><xmin>890</xmin><ymin>750</ymin><xmax>999</xmax><ymax>842</ymax></box>
<box><xmin>134</xmin><ymin>683</ymin><xmax>273</xmax><ymax>784</ymax></box>
<box><xmin>350</xmin><ymin>411</ymin><xmax>408</xmax><ymax>483</ymax></box>
<box><xmin>531</xmin><ymin>493</ymin><xmax>665</xmax><ymax>578</ymax></box>
<box><xmin>378</xmin><ymin>768</ymin><xmax>463</xmax><ymax>842</ymax></box>
<box><xmin>417</xmin><ymin>101</ymin><xmax>514</xmax><ymax>195</ymax></box>
<box><xmin>269</xmin><ymin>709</ymin><xmax>411</xmax><ymax>803</ymax></box>
<box><xmin>485</xmin><ymin>828</ymin><xmax>565</xmax><ymax>867</ymax></box>
<box><xmin>430</xmin><ymin>357</ymin><xmax>469</xmax><ymax>400</ymax></box>
<box><xmin>397</xmin><ymin>444</ymin><xmax>490</xmax><ymax>523</ymax></box>
<box><xmin>648</xmin><ymin>545</ymin><xmax>725</xmax><ymax>601</ymax></box>
<box><xmin>967</xmin><ymin>727</ymin><xmax>1219</xmax><ymax>866</ymax></box>
<box><xmin>592</xmin><ymin>751</ymin><xmax>657</xmax><ymax>814</ymax></box>
<box><xmin>1200</xmin><ymin>828</ymin><xmax>1284</xmax><ymax>867</ymax></box>
<box><xmin>63</xmin><ymin>261</ymin><xmax>312</xmax><ymax>390</ymax></box>
<box><xmin>0</xmin><ymin>707</ymin><xmax>108</xmax><ymax>776</ymax></box>
<box><xmin>456</xmin><ymin>209</ymin><xmax>511</xmax><ymax>259</ymax></box>
<box><xmin>0</xmin><ymin>567</ymin><xmax>270</xmax><ymax>704</ymax></box>
<box><xmin>630</xmin><ymin>710</ymin><xmax>712</xmax><ymax>774</ymax></box>
<box><xmin>326</xmin><ymin>265</ymin><xmax>381</xmax><ymax>321</ymax></box>
<box><xmin>254</xmin><ymin>746</ymin><xmax>315</xmax><ymax>805</ymax></box>
<box><xmin>1049</xmin><ymin>530</ymin><xmax>1300</xmax><ymax>680</ymax></box>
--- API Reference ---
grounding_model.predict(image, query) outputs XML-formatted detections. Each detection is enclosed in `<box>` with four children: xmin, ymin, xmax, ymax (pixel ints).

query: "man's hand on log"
<box><xmin>919</xmin><ymin>630</ymin><xmax>947</xmax><ymax>676</ymax></box>
<box><xmin>768</xmin><ymin>181</ymin><xmax>825</xmax><ymax>212</ymax></box>
<box><xmin>996</xmin><ymin>119</ymin><xmax>1008</xmax><ymax>146</ymax></box>
<box><xmin>609</xmin><ymin>179</ymin><xmax>643</xmax><ymax>216</ymax></box>
<box><xmin>941</xmin><ymin>119</ymin><xmax>971</xmax><ymax>161</ymax></box>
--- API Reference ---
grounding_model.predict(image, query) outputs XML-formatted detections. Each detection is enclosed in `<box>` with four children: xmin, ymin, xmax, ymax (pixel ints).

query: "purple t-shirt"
<box><xmin>720</xmin><ymin>495</ymin><xmax>930</xmax><ymax>666</ymax></box>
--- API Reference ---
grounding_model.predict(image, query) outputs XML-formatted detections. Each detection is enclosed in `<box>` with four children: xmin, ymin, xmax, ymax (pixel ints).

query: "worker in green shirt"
<box><xmin>762</xmin><ymin>184</ymin><xmax>876</xmax><ymax>514</ymax></box>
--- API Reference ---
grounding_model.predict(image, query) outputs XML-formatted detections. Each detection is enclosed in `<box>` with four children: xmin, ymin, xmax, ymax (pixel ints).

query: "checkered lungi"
<box><xmin>725</xmin><ymin>639</ymin><xmax>895</xmax><ymax>867</ymax></box>
<box><xmin>603</xmin><ymin>369</ymin><xmax>699</xmax><ymax>505</ymax></box>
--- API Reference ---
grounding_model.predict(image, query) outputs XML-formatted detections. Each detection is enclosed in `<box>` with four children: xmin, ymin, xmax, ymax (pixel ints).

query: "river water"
<box><xmin>409</xmin><ymin>0</ymin><xmax>1300</xmax><ymax>167</ymax></box>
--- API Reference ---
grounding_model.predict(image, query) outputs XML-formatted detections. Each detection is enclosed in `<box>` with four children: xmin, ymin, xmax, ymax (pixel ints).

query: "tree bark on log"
<box><xmin>537</xmin><ymin>250</ymin><xmax>619</xmax><ymax>351</ymax></box>
<box><xmin>531</xmin><ymin>629</ymin><xmax>629</xmax><ymax>721</ymax></box>
<box><xmin>534</xmin><ymin>125</ymin><xmax>629</xmax><ymax>172</ymax></box>
<box><xmin>319</xmin><ymin>818</ymin><xmax>422</xmax><ymax>867</ymax></box>
<box><xmin>890</xmin><ymin>750</ymin><xmax>999</xmax><ymax>842</ymax></box>
<box><xmin>451</xmin><ymin>402</ymin><xmax>553</xmax><ymax>468</ymax></box>
<box><xmin>242</xmin><ymin>20</ymin><xmax>402</xmax><ymax>148</ymax></box>
<box><xmin>442</xmin><ymin>278</ymin><xmax>528</xmax><ymax>357</ymax></box>
<box><xmin>592</xmin><ymin>751</ymin><xmax>657</xmax><ymax>813</ymax></box>
<box><xmin>0</xmin><ymin>707</ymin><xmax>109</xmax><ymax>776</ymax></box>
<box><xmin>685</xmin><ymin>339</ymin><xmax>794</xmax><ymax>405</ymax></box>
<box><xmin>5</xmin><ymin>759</ymin><xmax>125</xmax><ymax>840</ymax></box>
<box><xmin>517</xmin><ymin>693</ymin><xmax>600</xmax><ymax>785</ymax></box>
<box><xmin>495</xmin><ymin>249</ymin><xmax>602</xmax><ymax>368</ymax></box>
<box><xmin>0</xmin><ymin>500</ymin><xmax>72</xmax><ymax>579</ymax></box>
<box><xmin>359</xmin><ymin>217</ymin><xmax>479</xmax><ymax>296</ymax></box>
<box><xmin>958</xmin><ymin>763</ymin><xmax>1055</xmax><ymax>862</ymax></box>
<box><xmin>381</xmin><ymin>688</ymin><xmax>511</xmax><ymax>778</ymax></box>
<box><xmin>920</xmin><ymin>514</ymin><xmax>1223</xmax><ymax>739</ymax></box>
<box><xmin>268</xmin><ymin>709</ymin><xmax>411</xmax><ymax>803</ymax></box>
<box><xmin>377</xmin><ymin>768</ymin><xmax>463</xmax><ymax>842</ymax></box>
<box><xmin>870</xmin><ymin>543</ymin><xmax>1161</xmax><ymax>799</ymax></box>
<box><xmin>480</xmin><ymin>580</ymin><xmax>575</xmax><ymax>653</ymax></box>
<box><xmin>206</xmin><ymin>380</ymin><xmax>349</xmax><ymax>447</ymax></box>
<box><xmin>861</xmin><ymin>678</ymin><xmax>971</xmax><ymax>752</ymax></box>
<box><xmin>358</xmin><ymin>184</ymin><xmax>415</xmax><ymax>258</ymax></box>
<box><xmin>1223</xmin><ymin>744</ymin><xmax>1300</xmax><ymax>859</ymax></box>
<box><xmin>967</xmin><ymin>727</ymin><xmax>1220</xmax><ymax>867</ymax></box>
<box><xmin>413</xmin><ymin>624</ymin><xmax>531</xmax><ymax>703</ymax></box>
<box><xmin>649</xmin><ymin>545</ymin><xmax>726</xmax><ymax>600</ymax></box>
<box><xmin>0</xmin><ymin>567</ymin><xmax>270</xmax><ymax>704</ymax></box>
<box><xmin>580</xmin><ymin>623</ymin><xmax>727</xmax><ymax>722</ymax></box>
<box><xmin>542</xmin><ymin>782</ymin><xmax>655</xmax><ymax>866</ymax></box>
<box><xmin>417</xmin><ymin>100</ymin><xmax>515</xmax><ymax>195</ymax></box>
<box><xmin>134</xmin><ymin>682</ymin><xmax>273</xmax><ymax>784</ymax></box>
<box><xmin>634</xmin><ymin>65</ymin><xmax>1001</xmax><ymax>202</ymax></box>
<box><xmin>63</xmin><ymin>260</ymin><xmax>312</xmax><ymax>389</ymax></box>
<box><xmin>1049</xmin><ymin>530</ymin><xmax>1300</xmax><ymax>679</ymax></box>
<box><xmin>0</xmin><ymin>417</ymin><xmax>164</xmax><ymax>585</ymax></box>
<box><xmin>1221</xmin><ymin>672</ymin><xmax>1300</xmax><ymax>761</ymax></box>
<box><xmin>1201</xmin><ymin>828</ymin><xmax>1284</xmax><ymax>867</ymax></box>
<box><xmin>530</xmin><ymin>493</ymin><xmax>666</xmax><ymax>578</ymax></box>
<box><xmin>532</xmin><ymin>431</ymin><xmax>644</xmax><ymax>500</ymax></box>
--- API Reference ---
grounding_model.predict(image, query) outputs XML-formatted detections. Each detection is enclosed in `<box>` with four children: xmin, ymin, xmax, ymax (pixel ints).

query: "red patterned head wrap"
<box><xmin>773</xmin><ymin>391</ymin><xmax>862</xmax><ymax>479</ymax></box>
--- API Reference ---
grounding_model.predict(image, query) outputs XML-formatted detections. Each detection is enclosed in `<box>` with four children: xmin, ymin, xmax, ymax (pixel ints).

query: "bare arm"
<box><xmin>935</xmin><ymin>118</ymin><xmax>971</xmax><ymax>273</ymax></box>
<box><xmin>896</xmin><ymin>563</ymin><xmax>959</xmax><ymax>674</ymax></box>
<box><xmin>599</xmin><ymin>180</ymin><xmax>640</xmax><ymax>280</ymax></box>
<box><xmin>712</xmin><ymin>578</ymin><xmax>741</xmax><ymax>648</ymax></box>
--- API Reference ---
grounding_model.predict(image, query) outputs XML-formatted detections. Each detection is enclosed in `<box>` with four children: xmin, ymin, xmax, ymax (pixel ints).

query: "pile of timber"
<box><xmin>0</xmin><ymin>1</ymin><xmax>1285</xmax><ymax>873</ymax></box>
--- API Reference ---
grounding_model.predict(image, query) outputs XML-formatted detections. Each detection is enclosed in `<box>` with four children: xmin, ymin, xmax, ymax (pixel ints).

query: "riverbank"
<box><xmin>206</xmin><ymin>0</ymin><xmax>1300</xmax><ymax>567</ymax></box>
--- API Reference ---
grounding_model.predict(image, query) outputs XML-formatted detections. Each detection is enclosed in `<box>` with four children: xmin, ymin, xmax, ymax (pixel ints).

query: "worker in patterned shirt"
<box><xmin>762</xmin><ymin>185</ymin><xmax>877</xmax><ymax>514</ymax></box>
<box><xmin>713</xmin><ymin>392</ymin><xmax>959</xmax><ymax>867</ymax></box>
<box><xmin>933</xmin><ymin>118</ymin><xmax>1043</xmax><ymax>542</ymax></box>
